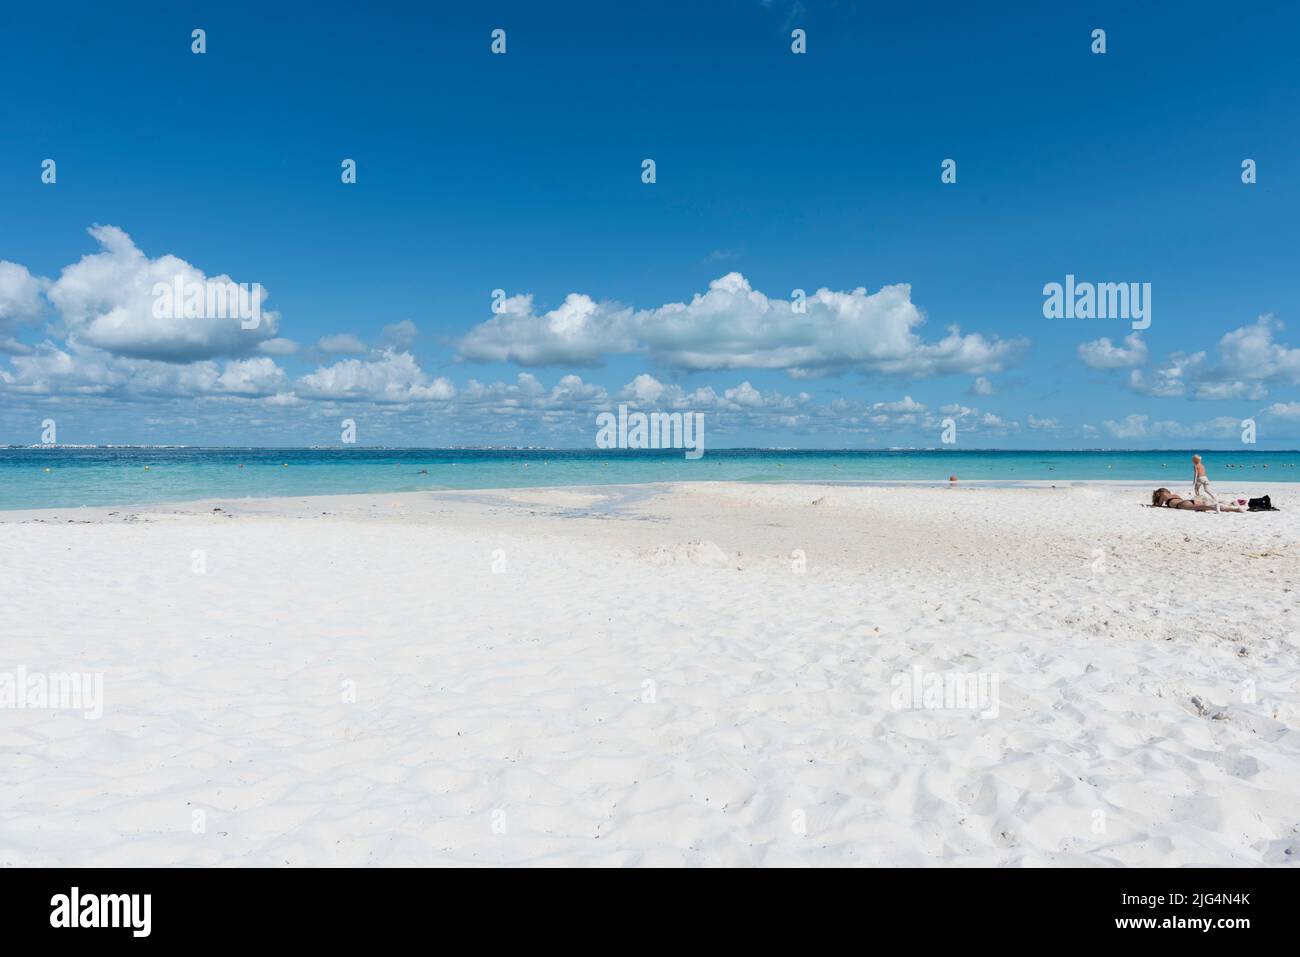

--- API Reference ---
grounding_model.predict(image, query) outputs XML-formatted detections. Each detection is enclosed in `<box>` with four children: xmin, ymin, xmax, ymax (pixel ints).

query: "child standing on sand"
<box><xmin>1192</xmin><ymin>454</ymin><xmax>1219</xmax><ymax>511</ymax></box>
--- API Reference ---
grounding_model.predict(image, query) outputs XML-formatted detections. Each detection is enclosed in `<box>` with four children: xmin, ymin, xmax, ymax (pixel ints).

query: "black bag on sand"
<box><xmin>1248</xmin><ymin>495</ymin><xmax>1280</xmax><ymax>511</ymax></box>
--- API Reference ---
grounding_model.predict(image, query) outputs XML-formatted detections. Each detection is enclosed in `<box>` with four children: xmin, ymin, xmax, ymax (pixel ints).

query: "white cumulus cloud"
<box><xmin>44</xmin><ymin>225</ymin><xmax>281</xmax><ymax>362</ymax></box>
<box><xmin>0</xmin><ymin>261</ymin><xmax>46</xmax><ymax>354</ymax></box>
<box><xmin>1078</xmin><ymin>333</ymin><xmax>1148</xmax><ymax>369</ymax></box>
<box><xmin>295</xmin><ymin>351</ymin><xmax>455</xmax><ymax>403</ymax></box>
<box><xmin>458</xmin><ymin>273</ymin><xmax>1027</xmax><ymax>378</ymax></box>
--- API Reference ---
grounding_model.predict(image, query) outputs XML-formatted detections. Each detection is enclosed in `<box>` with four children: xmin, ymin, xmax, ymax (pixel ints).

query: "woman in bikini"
<box><xmin>1151</xmin><ymin>488</ymin><xmax>1243</xmax><ymax>511</ymax></box>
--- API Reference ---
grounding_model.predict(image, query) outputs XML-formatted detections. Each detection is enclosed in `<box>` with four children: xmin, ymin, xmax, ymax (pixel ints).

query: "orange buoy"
<box><xmin>948</xmin><ymin>474</ymin><xmax>958</xmax><ymax>483</ymax></box>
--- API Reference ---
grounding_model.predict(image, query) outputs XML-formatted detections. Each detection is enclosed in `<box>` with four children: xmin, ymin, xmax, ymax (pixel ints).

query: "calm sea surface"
<box><xmin>1</xmin><ymin>447</ymin><xmax>1296</xmax><ymax>511</ymax></box>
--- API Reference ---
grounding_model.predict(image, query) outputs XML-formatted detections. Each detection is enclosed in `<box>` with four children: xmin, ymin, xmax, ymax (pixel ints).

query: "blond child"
<box><xmin>1192</xmin><ymin>454</ymin><xmax>1219</xmax><ymax>510</ymax></box>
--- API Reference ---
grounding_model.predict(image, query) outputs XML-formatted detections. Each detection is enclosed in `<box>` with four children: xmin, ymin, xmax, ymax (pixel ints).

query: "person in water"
<box><xmin>1152</xmin><ymin>488</ymin><xmax>1242</xmax><ymax>512</ymax></box>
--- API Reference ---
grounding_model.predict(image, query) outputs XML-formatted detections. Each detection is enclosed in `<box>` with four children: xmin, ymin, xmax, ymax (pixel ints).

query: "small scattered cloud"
<box><xmin>1127</xmin><ymin>353</ymin><xmax>1205</xmax><ymax>398</ymax></box>
<box><xmin>379</xmin><ymin>320</ymin><xmax>419</xmax><ymax>349</ymax></box>
<box><xmin>872</xmin><ymin>396</ymin><xmax>926</xmax><ymax>413</ymax></box>
<box><xmin>295</xmin><ymin>350</ymin><xmax>455</xmax><ymax>404</ymax></box>
<box><xmin>1217</xmin><ymin>315</ymin><xmax>1300</xmax><ymax>383</ymax></box>
<box><xmin>1078</xmin><ymin>333</ymin><xmax>1147</xmax><ymax>370</ymax></box>
<box><xmin>1113</xmin><ymin>316</ymin><xmax>1300</xmax><ymax>400</ymax></box>
<box><xmin>0</xmin><ymin>341</ymin><xmax>286</xmax><ymax>399</ymax></box>
<box><xmin>1193</xmin><ymin>380</ymin><xmax>1267</xmax><ymax>401</ymax></box>
<box><xmin>316</xmin><ymin>334</ymin><xmax>369</xmax><ymax>356</ymax></box>
<box><xmin>1102</xmin><ymin>413</ymin><xmax>1239</xmax><ymax>440</ymax></box>
<box><xmin>257</xmin><ymin>338</ymin><xmax>299</xmax><ymax>356</ymax></box>
<box><xmin>1263</xmin><ymin>402</ymin><xmax>1300</xmax><ymax>420</ymax></box>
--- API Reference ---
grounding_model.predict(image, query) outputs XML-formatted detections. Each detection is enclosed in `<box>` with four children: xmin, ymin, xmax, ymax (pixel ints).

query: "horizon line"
<box><xmin>5</xmin><ymin>446</ymin><xmax>1300</xmax><ymax>454</ymax></box>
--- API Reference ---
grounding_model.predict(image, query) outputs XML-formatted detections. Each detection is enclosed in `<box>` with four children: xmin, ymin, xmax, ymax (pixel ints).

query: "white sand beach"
<box><xmin>2</xmin><ymin>481</ymin><xmax>1298</xmax><ymax>867</ymax></box>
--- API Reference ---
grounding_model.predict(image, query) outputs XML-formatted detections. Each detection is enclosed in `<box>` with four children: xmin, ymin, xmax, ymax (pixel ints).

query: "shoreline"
<box><xmin>4</xmin><ymin>476</ymin><xmax>1298</xmax><ymax>521</ymax></box>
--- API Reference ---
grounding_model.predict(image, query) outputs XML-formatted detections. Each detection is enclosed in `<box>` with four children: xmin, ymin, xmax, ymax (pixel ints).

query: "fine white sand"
<box><xmin>2</xmin><ymin>480</ymin><xmax>1298</xmax><ymax>866</ymax></box>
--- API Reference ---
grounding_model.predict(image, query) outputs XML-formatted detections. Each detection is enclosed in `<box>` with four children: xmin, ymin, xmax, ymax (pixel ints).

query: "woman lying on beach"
<box><xmin>1151</xmin><ymin>488</ymin><xmax>1243</xmax><ymax>512</ymax></box>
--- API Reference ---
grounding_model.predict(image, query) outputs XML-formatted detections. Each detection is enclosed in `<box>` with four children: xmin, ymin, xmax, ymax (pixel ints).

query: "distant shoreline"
<box><xmin>6</xmin><ymin>445</ymin><xmax>1300</xmax><ymax>453</ymax></box>
<box><xmin>4</xmin><ymin>477</ymin><xmax>1299</xmax><ymax>520</ymax></box>
<box><xmin>5</xmin><ymin>447</ymin><xmax>1297</xmax><ymax>511</ymax></box>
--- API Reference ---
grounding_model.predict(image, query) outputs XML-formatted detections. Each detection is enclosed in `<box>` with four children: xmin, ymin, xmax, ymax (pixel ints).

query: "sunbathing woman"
<box><xmin>1151</xmin><ymin>488</ymin><xmax>1242</xmax><ymax>511</ymax></box>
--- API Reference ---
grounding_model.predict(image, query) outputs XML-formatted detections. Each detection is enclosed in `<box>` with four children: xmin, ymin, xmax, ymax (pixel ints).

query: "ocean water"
<box><xmin>1</xmin><ymin>447</ymin><xmax>1296</xmax><ymax>511</ymax></box>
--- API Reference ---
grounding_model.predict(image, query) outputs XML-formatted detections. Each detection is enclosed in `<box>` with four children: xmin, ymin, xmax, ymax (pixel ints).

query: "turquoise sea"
<box><xmin>1</xmin><ymin>447</ymin><xmax>1296</xmax><ymax>511</ymax></box>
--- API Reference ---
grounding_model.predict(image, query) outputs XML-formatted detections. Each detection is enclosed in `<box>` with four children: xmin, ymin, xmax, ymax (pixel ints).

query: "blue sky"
<box><xmin>1</xmin><ymin>0</ymin><xmax>1297</xmax><ymax>448</ymax></box>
